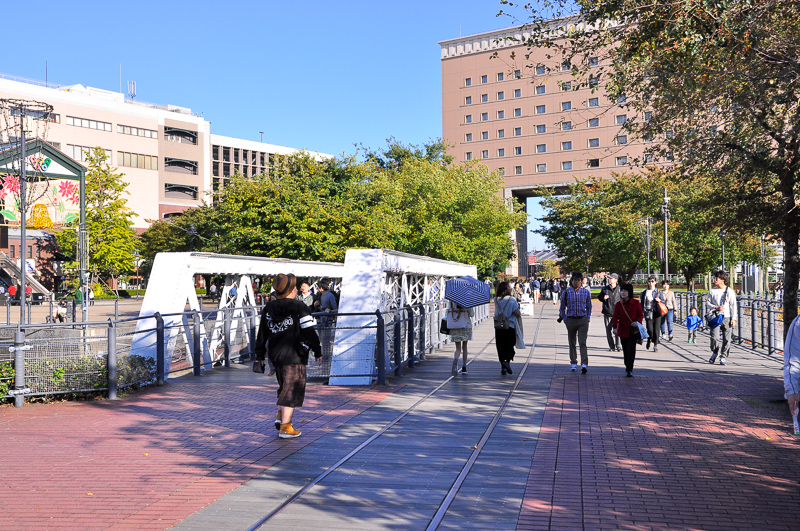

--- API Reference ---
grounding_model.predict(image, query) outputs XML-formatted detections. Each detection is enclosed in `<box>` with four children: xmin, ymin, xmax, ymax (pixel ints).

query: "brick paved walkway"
<box><xmin>0</xmin><ymin>369</ymin><xmax>394</xmax><ymax>531</ymax></box>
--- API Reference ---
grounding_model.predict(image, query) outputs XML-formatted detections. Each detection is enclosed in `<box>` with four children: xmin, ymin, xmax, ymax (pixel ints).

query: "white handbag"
<box><xmin>447</xmin><ymin>308</ymin><xmax>470</xmax><ymax>329</ymax></box>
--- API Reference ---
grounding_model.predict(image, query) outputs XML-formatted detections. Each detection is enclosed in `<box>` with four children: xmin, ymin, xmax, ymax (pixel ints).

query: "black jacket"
<box><xmin>255</xmin><ymin>298</ymin><xmax>321</xmax><ymax>366</ymax></box>
<box><xmin>598</xmin><ymin>285</ymin><xmax>621</xmax><ymax>315</ymax></box>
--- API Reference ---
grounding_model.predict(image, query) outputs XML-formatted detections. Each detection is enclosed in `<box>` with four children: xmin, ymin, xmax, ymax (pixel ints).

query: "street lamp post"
<box><xmin>660</xmin><ymin>188</ymin><xmax>671</xmax><ymax>281</ymax></box>
<box><xmin>719</xmin><ymin>229</ymin><xmax>727</xmax><ymax>271</ymax></box>
<box><xmin>132</xmin><ymin>250</ymin><xmax>140</xmax><ymax>297</ymax></box>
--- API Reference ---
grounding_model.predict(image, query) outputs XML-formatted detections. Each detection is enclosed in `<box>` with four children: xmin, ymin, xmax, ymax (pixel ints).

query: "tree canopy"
<box><xmin>140</xmin><ymin>142</ymin><xmax>526</xmax><ymax>277</ymax></box>
<box><xmin>55</xmin><ymin>148</ymin><xmax>138</xmax><ymax>285</ymax></box>
<box><xmin>504</xmin><ymin>0</ymin><xmax>800</xmax><ymax>325</ymax></box>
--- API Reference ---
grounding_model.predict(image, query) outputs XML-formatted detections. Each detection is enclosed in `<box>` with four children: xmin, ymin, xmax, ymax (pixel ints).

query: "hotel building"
<box><xmin>440</xmin><ymin>22</ymin><xmax>663</xmax><ymax>274</ymax></box>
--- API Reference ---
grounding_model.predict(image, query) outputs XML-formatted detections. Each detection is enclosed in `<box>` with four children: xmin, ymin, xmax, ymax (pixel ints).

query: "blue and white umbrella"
<box><xmin>444</xmin><ymin>276</ymin><xmax>491</xmax><ymax>308</ymax></box>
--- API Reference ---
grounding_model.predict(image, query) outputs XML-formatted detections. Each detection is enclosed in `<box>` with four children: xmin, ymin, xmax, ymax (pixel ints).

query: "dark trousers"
<box><xmin>646</xmin><ymin>315</ymin><xmax>662</xmax><ymax>347</ymax></box>
<box><xmin>603</xmin><ymin>314</ymin><xmax>620</xmax><ymax>349</ymax></box>
<box><xmin>620</xmin><ymin>336</ymin><xmax>637</xmax><ymax>371</ymax></box>
<box><xmin>495</xmin><ymin>327</ymin><xmax>516</xmax><ymax>363</ymax></box>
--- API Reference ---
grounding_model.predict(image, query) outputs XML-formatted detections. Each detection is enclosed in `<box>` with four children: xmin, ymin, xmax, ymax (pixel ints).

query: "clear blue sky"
<box><xmin>4</xmin><ymin>0</ymin><xmax>547</xmax><ymax>250</ymax></box>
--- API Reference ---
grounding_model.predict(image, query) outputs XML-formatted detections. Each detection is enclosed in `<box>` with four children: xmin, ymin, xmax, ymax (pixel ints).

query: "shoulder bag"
<box><xmin>655</xmin><ymin>290</ymin><xmax>669</xmax><ymax>316</ymax></box>
<box><xmin>705</xmin><ymin>288</ymin><xmax>729</xmax><ymax>329</ymax></box>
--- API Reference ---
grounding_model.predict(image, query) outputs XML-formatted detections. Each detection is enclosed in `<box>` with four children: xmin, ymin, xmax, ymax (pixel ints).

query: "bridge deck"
<box><xmin>1</xmin><ymin>302</ymin><xmax>797</xmax><ymax>530</ymax></box>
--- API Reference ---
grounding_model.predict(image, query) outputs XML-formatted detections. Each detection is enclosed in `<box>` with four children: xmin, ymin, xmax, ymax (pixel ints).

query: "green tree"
<box><xmin>361</xmin><ymin>137</ymin><xmax>453</xmax><ymax>171</ymax></box>
<box><xmin>372</xmin><ymin>158</ymin><xmax>526</xmax><ymax>277</ymax></box>
<box><xmin>540</xmin><ymin>259</ymin><xmax>560</xmax><ymax>280</ymax></box>
<box><xmin>504</xmin><ymin>0</ymin><xmax>800</xmax><ymax>328</ymax></box>
<box><xmin>56</xmin><ymin>148</ymin><xmax>138</xmax><ymax>287</ymax></box>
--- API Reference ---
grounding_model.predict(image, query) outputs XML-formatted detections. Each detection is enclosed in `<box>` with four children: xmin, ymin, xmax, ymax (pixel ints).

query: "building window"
<box><xmin>536</xmin><ymin>124</ymin><xmax>546</xmax><ymax>133</ymax></box>
<box><xmin>481</xmin><ymin>94</ymin><xmax>488</xmax><ymax>103</ymax></box>
<box><xmin>617</xmin><ymin>94</ymin><xmax>627</xmax><ymax>103</ymax></box>
<box><xmin>589</xmin><ymin>97</ymin><xmax>599</xmax><ymax>107</ymax></box>
<box><xmin>536</xmin><ymin>105</ymin><xmax>546</xmax><ymax>114</ymax></box>
<box><xmin>466</xmin><ymin>152</ymin><xmax>473</xmax><ymax>160</ymax></box>
<box><xmin>497</xmin><ymin>91</ymin><xmax>505</xmax><ymax>100</ymax></box>
<box><xmin>498</xmin><ymin>167</ymin><xmax>505</xmax><ymax>176</ymax></box>
<box><xmin>164</xmin><ymin>158</ymin><xmax>198</xmax><ymax>175</ymax></box>
<box><xmin>165</xmin><ymin>183</ymin><xmax>199</xmax><ymax>200</ymax></box>
<box><xmin>213</xmin><ymin>162</ymin><xmax>219</xmax><ymax>176</ymax></box>
<box><xmin>562</xmin><ymin>61</ymin><xmax>571</xmax><ymax>71</ymax></box>
<box><xmin>514</xmin><ymin>108</ymin><xmax>521</xmax><ymax>117</ymax></box>
<box><xmin>234</xmin><ymin>149</ymin><xmax>240</xmax><ymax>163</ymax></box>
<box><xmin>562</xmin><ymin>141</ymin><xmax>572</xmax><ymax>150</ymax></box>
<box><xmin>588</xmin><ymin>158</ymin><xmax>600</xmax><ymax>168</ymax></box>
<box><xmin>644</xmin><ymin>111</ymin><xmax>652</xmax><ymax>121</ymax></box>
<box><xmin>481</xmin><ymin>75</ymin><xmax>488</xmax><ymax>84</ymax></box>
<box><xmin>67</xmin><ymin>116</ymin><xmax>112</xmax><ymax>132</ymax></box>
<box><xmin>9</xmin><ymin>245</ymin><xmax>14</xmax><ymax>258</ymax></box>
<box><xmin>514</xmin><ymin>88</ymin><xmax>521</xmax><ymax>98</ymax></box>
<box><xmin>515</xmin><ymin>165</ymin><xmax>523</xmax><ymax>175</ymax></box>
<box><xmin>514</xmin><ymin>146</ymin><xmax>522</xmax><ymax>155</ymax></box>
<box><xmin>514</xmin><ymin>127</ymin><xmax>522</xmax><ymax>136</ymax></box>
<box><xmin>465</xmin><ymin>77</ymin><xmax>472</xmax><ymax>86</ymax></box>
<box><xmin>666</xmin><ymin>152</ymin><xmax>674</xmax><ymax>161</ymax></box>
<box><xmin>481</xmin><ymin>131</ymin><xmax>488</xmax><ymax>140</ymax></box>
<box><xmin>497</xmin><ymin>110</ymin><xmax>505</xmax><ymax>119</ymax></box>
<box><xmin>212</xmin><ymin>145</ymin><xmax>219</xmax><ymax>160</ymax></box>
<box><xmin>46</xmin><ymin>141</ymin><xmax>61</xmax><ymax>150</ymax></box>
<box><xmin>118</xmin><ymin>151</ymin><xmax>158</xmax><ymax>170</ymax></box>
<box><xmin>536</xmin><ymin>85</ymin><xmax>546</xmax><ymax>95</ymax></box>
<box><xmin>616</xmin><ymin>135</ymin><xmax>628</xmax><ymax>145</ymax></box>
<box><xmin>589</xmin><ymin>57</ymin><xmax>599</xmax><ymax>66</ymax></box>
<box><xmin>514</xmin><ymin>70</ymin><xmax>521</xmax><ymax>78</ymax></box>
<box><xmin>223</xmin><ymin>147</ymin><xmax>231</xmax><ymax>162</ymax></box>
<box><xmin>28</xmin><ymin>246</ymin><xmax>32</xmax><ymax>259</ymax></box>
<box><xmin>481</xmin><ymin>150</ymin><xmax>489</xmax><ymax>158</ymax></box>
<box><xmin>465</xmin><ymin>115</ymin><xmax>472</xmax><ymax>123</ymax></box>
<box><xmin>589</xmin><ymin>118</ymin><xmax>599</xmax><ymax>128</ymax></box>
<box><xmin>465</xmin><ymin>96</ymin><xmax>472</xmax><ymax>105</ymax></box>
<box><xmin>498</xmin><ymin>148</ymin><xmax>505</xmax><ymax>157</ymax></box>
<box><xmin>497</xmin><ymin>129</ymin><xmax>505</xmax><ymax>138</ymax></box>
<box><xmin>536</xmin><ymin>144</ymin><xmax>547</xmax><ymax>153</ymax></box>
<box><xmin>223</xmin><ymin>163</ymin><xmax>230</xmax><ymax>176</ymax></box>
<box><xmin>562</xmin><ymin>161</ymin><xmax>573</xmax><ymax>170</ymax></box>
<box><xmin>561</xmin><ymin>81</ymin><xmax>572</xmax><ymax>91</ymax></box>
<box><xmin>481</xmin><ymin>112</ymin><xmax>488</xmax><ymax>121</ymax></box>
<box><xmin>616</xmin><ymin>114</ymin><xmax>627</xmax><ymax>124</ymax></box>
<box><xmin>536</xmin><ymin>65</ymin><xmax>546</xmax><ymax>75</ymax></box>
<box><xmin>644</xmin><ymin>153</ymin><xmax>653</xmax><ymax>163</ymax></box>
<box><xmin>616</xmin><ymin>156</ymin><xmax>628</xmax><ymax>166</ymax></box>
<box><xmin>562</xmin><ymin>121</ymin><xmax>572</xmax><ymax>130</ymax></box>
<box><xmin>164</xmin><ymin>127</ymin><xmax>197</xmax><ymax>145</ymax></box>
<box><xmin>117</xmin><ymin>124</ymin><xmax>157</xmax><ymax>138</ymax></box>
<box><xmin>588</xmin><ymin>138</ymin><xmax>600</xmax><ymax>148</ymax></box>
<box><xmin>497</xmin><ymin>73</ymin><xmax>504</xmax><ymax>81</ymax></box>
<box><xmin>589</xmin><ymin>76</ymin><xmax>600</xmax><ymax>88</ymax></box>
<box><xmin>666</xmin><ymin>130</ymin><xmax>674</xmax><ymax>139</ymax></box>
<box><xmin>536</xmin><ymin>163</ymin><xmax>547</xmax><ymax>173</ymax></box>
<box><xmin>465</xmin><ymin>133</ymin><xmax>473</xmax><ymax>142</ymax></box>
<box><xmin>67</xmin><ymin>145</ymin><xmax>111</xmax><ymax>162</ymax></box>
<box><xmin>561</xmin><ymin>101</ymin><xmax>572</xmax><ymax>111</ymax></box>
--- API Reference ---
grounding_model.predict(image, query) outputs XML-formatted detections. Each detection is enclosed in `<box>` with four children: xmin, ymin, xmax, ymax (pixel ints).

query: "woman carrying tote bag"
<box><xmin>447</xmin><ymin>302</ymin><xmax>475</xmax><ymax>376</ymax></box>
<box><xmin>494</xmin><ymin>281</ymin><xmax>522</xmax><ymax>376</ymax></box>
<box><xmin>613</xmin><ymin>283</ymin><xmax>644</xmax><ymax>377</ymax></box>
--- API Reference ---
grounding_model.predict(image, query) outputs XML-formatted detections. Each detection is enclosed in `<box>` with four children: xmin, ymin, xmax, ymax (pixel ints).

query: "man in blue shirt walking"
<box><xmin>559</xmin><ymin>271</ymin><xmax>593</xmax><ymax>373</ymax></box>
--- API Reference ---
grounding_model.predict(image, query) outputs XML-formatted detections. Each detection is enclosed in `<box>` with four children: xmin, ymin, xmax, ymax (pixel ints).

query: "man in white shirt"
<box><xmin>706</xmin><ymin>271</ymin><xmax>737</xmax><ymax>365</ymax></box>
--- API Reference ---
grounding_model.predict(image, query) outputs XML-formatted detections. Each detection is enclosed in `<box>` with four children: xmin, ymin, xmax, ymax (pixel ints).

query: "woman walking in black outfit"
<box><xmin>494</xmin><ymin>281</ymin><xmax>522</xmax><ymax>375</ymax></box>
<box><xmin>612</xmin><ymin>283</ymin><xmax>644</xmax><ymax>377</ymax></box>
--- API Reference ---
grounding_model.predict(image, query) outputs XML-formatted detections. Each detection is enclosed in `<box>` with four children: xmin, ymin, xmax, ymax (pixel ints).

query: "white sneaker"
<box><xmin>720</xmin><ymin>358</ymin><xmax>727</xmax><ymax>365</ymax></box>
<box><xmin>570</xmin><ymin>363</ymin><xmax>577</xmax><ymax>372</ymax></box>
<box><xmin>452</xmin><ymin>359</ymin><xmax>459</xmax><ymax>377</ymax></box>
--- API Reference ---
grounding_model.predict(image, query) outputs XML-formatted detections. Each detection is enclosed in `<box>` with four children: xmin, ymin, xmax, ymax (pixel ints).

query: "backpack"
<box><xmin>494</xmin><ymin>298</ymin><xmax>512</xmax><ymax>330</ymax></box>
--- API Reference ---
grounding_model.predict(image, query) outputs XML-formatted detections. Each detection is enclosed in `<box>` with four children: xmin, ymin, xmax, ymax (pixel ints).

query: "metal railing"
<box><xmin>673</xmin><ymin>291</ymin><xmax>785</xmax><ymax>355</ymax></box>
<box><xmin>1</xmin><ymin>300</ymin><xmax>490</xmax><ymax>405</ymax></box>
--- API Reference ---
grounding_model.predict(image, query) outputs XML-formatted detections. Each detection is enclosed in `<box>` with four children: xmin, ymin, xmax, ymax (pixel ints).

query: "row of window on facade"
<box><xmin>7</xmin><ymin>245</ymin><xmax>39</xmax><ymax>259</ymax></box>
<box><xmin>212</xmin><ymin>162</ymin><xmax>267</xmax><ymax>178</ymax></box>
<box><xmin>463</xmin><ymin>153</ymin><xmax>671</xmax><ymax>171</ymax></box>
<box><xmin>463</xmin><ymin>79</ymin><xmax>607</xmax><ymax>105</ymax></box>
<box><xmin>465</xmin><ymin>103</ymin><xmax>640</xmax><ymax>122</ymax></box>
<box><xmin>462</xmin><ymin>59</ymin><xmax>599</xmax><ymax>87</ymax></box>
<box><xmin>25</xmin><ymin>112</ymin><xmax>198</xmax><ymax>144</ymax></box>
<box><xmin>211</xmin><ymin>145</ymin><xmax>271</xmax><ymax>166</ymax></box>
<box><xmin>64</xmin><ymin>145</ymin><xmax>196</xmax><ymax>174</ymax></box>
<box><xmin>465</xmin><ymin>131</ymin><xmax>631</xmax><ymax>147</ymax></box>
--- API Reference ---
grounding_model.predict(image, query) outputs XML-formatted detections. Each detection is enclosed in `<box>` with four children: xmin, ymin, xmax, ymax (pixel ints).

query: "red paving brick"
<box><xmin>0</xmin><ymin>372</ymin><xmax>395</xmax><ymax>530</ymax></box>
<box><xmin>518</xmin><ymin>373</ymin><xmax>800</xmax><ymax>530</ymax></box>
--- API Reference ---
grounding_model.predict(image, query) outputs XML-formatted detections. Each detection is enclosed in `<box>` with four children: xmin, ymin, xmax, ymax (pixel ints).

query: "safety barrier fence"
<box><xmin>674</xmin><ymin>291</ymin><xmax>785</xmax><ymax>355</ymax></box>
<box><xmin>1</xmin><ymin>301</ymin><xmax>490</xmax><ymax>405</ymax></box>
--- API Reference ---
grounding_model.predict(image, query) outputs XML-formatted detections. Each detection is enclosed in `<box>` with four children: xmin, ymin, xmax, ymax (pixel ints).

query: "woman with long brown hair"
<box><xmin>494</xmin><ymin>281</ymin><xmax>522</xmax><ymax>375</ymax></box>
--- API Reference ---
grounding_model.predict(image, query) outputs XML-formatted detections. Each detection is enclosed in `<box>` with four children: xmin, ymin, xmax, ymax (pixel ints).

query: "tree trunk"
<box><xmin>783</xmin><ymin>223</ymin><xmax>799</xmax><ymax>338</ymax></box>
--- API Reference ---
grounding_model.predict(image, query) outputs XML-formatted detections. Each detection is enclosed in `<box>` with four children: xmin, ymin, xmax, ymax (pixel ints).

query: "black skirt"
<box><xmin>275</xmin><ymin>363</ymin><xmax>307</xmax><ymax>407</ymax></box>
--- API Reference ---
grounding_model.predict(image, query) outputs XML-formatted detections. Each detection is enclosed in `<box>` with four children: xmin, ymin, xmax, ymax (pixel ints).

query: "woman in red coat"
<box><xmin>612</xmin><ymin>283</ymin><xmax>644</xmax><ymax>377</ymax></box>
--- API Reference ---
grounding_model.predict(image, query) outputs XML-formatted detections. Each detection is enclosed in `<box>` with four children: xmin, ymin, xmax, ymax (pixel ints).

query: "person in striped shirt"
<box><xmin>559</xmin><ymin>271</ymin><xmax>593</xmax><ymax>373</ymax></box>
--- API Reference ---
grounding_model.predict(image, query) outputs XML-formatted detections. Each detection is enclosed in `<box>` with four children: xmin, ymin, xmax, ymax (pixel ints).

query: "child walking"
<box><xmin>685</xmin><ymin>307</ymin><xmax>703</xmax><ymax>344</ymax></box>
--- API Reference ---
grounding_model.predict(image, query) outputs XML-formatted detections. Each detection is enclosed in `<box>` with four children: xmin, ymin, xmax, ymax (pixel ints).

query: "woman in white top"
<box><xmin>447</xmin><ymin>302</ymin><xmax>475</xmax><ymax>376</ymax></box>
<box><xmin>494</xmin><ymin>281</ymin><xmax>521</xmax><ymax>375</ymax></box>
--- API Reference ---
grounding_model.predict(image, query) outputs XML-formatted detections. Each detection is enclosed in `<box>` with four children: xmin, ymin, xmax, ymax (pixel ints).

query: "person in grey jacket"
<box><xmin>784</xmin><ymin>315</ymin><xmax>800</xmax><ymax>418</ymax></box>
<box><xmin>706</xmin><ymin>271</ymin><xmax>737</xmax><ymax>365</ymax></box>
<box><xmin>598</xmin><ymin>273</ymin><xmax>621</xmax><ymax>351</ymax></box>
